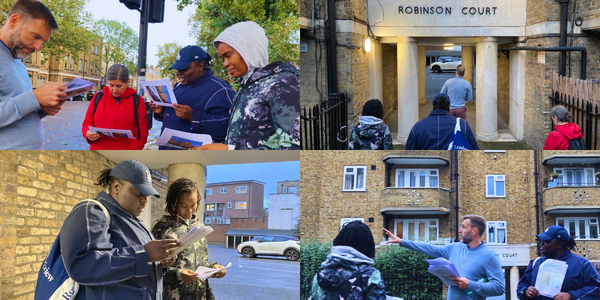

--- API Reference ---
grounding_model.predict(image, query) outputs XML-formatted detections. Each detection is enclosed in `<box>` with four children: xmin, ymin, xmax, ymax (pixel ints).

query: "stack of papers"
<box><xmin>535</xmin><ymin>259</ymin><xmax>568</xmax><ymax>297</ymax></box>
<box><xmin>194</xmin><ymin>262</ymin><xmax>232</xmax><ymax>280</ymax></box>
<box><xmin>88</xmin><ymin>127</ymin><xmax>135</xmax><ymax>139</ymax></box>
<box><xmin>427</xmin><ymin>258</ymin><xmax>460</xmax><ymax>286</ymax></box>
<box><xmin>154</xmin><ymin>128</ymin><xmax>213</xmax><ymax>149</ymax></box>
<box><xmin>62</xmin><ymin>78</ymin><xmax>95</xmax><ymax>100</ymax></box>
<box><xmin>140</xmin><ymin>79</ymin><xmax>177</xmax><ymax>107</ymax></box>
<box><xmin>168</xmin><ymin>225</ymin><xmax>213</xmax><ymax>258</ymax></box>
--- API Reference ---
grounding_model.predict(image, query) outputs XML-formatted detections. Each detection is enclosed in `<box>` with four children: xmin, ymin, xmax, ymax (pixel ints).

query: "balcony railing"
<box><xmin>543</xmin><ymin>185</ymin><xmax>600</xmax><ymax>207</ymax></box>
<box><xmin>381</xmin><ymin>187</ymin><xmax>451</xmax><ymax>209</ymax></box>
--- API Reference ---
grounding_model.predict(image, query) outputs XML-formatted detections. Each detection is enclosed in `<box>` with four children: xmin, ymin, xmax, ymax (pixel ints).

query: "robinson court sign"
<box><xmin>398</xmin><ymin>6</ymin><xmax>498</xmax><ymax>16</ymax></box>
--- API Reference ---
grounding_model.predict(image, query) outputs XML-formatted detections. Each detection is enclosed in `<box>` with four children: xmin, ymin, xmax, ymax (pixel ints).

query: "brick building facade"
<box><xmin>301</xmin><ymin>150</ymin><xmax>600</xmax><ymax>300</ymax></box>
<box><xmin>300</xmin><ymin>0</ymin><xmax>600</xmax><ymax>149</ymax></box>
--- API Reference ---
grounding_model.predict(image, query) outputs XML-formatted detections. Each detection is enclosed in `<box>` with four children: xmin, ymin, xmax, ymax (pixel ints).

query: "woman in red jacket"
<box><xmin>82</xmin><ymin>64</ymin><xmax>148</xmax><ymax>150</ymax></box>
<box><xmin>543</xmin><ymin>105</ymin><xmax>583</xmax><ymax>150</ymax></box>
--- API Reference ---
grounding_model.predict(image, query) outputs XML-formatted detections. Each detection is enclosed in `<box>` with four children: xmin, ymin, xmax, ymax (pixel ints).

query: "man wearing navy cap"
<box><xmin>150</xmin><ymin>45</ymin><xmax>236</xmax><ymax>148</ymax></box>
<box><xmin>517</xmin><ymin>225</ymin><xmax>600</xmax><ymax>299</ymax></box>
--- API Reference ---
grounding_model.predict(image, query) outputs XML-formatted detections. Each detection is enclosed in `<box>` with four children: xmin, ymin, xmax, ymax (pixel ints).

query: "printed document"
<box><xmin>427</xmin><ymin>258</ymin><xmax>460</xmax><ymax>286</ymax></box>
<box><xmin>534</xmin><ymin>259</ymin><xmax>568</xmax><ymax>298</ymax></box>
<box><xmin>195</xmin><ymin>262</ymin><xmax>232</xmax><ymax>280</ymax></box>
<box><xmin>168</xmin><ymin>225</ymin><xmax>213</xmax><ymax>258</ymax></box>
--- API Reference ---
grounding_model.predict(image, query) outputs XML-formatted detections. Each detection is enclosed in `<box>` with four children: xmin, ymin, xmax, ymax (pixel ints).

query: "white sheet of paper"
<box><xmin>154</xmin><ymin>128</ymin><xmax>213</xmax><ymax>149</ymax></box>
<box><xmin>534</xmin><ymin>259</ymin><xmax>568</xmax><ymax>298</ymax></box>
<box><xmin>168</xmin><ymin>226</ymin><xmax>213</xmax><ymax>258</ymax></box>
<box><xmin>195</xmin><ymin>262</ymin><xmax>232</xmax><ymax>280</ymax></box>
<box><xmin>140</xmin><ymin>79</ymin><xmax>177</xmax><ymax>107</ymax></box>
<box><xmin>88</xmin><ymin>126</ymin><xmax>135</xmax><ymax>139</ymax></box>
<box><xmin>427</xmin><ymin>258</ymin><xmax>460</xmax><ymax>286</ymax></box>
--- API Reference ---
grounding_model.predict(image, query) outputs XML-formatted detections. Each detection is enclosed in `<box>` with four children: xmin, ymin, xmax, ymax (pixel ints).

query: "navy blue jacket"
<box><xmin>405</xmin><ymin>109</ymin><xmax>479</xmax><ymax>150</ymax></box>
<box><xmin>517</xmin><ymin>250</ymin><xmax>600</xmax><ymax>299</ymax></box>
<box><xmin>60</xmin><ymin>192</ymin><xmax>163</xmax><ymax>300</ymax></box>
<box><xmin>154</xmin><ymin>69</ymin><xmax>235</xmax><ymax>148</ymax></box>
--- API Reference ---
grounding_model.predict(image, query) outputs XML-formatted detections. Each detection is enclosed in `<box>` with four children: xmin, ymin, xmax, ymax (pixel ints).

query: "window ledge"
<box><xmin>341</xmin><ymin>189</ymin><xmax>368</xmax><ymax>192</ymax></box>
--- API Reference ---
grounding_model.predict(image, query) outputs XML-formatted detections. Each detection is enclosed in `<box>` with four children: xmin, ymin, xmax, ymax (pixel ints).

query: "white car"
<box><xmin>430</xmin><ymin>57</ymin><xmax>461</xmax><ymax>73</ymax></box>
<box><xmin>237</xmin><ymin>235</ymin><xmax>300</xmax><ymax>261</ymax></box>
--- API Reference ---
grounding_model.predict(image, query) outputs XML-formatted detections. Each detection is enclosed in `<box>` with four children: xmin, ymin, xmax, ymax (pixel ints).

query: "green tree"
<box><xmin>92</xmin><ymin>18</ymin><xmax>138</xmax><ymax>80</ymax></box>
<box><xmin>1</xmin><ymin>0</ymin><xmax>95</xmax><ymax>63</ymax></box>
<box><xmin>155</xmin><ymin>42</ymin><xmax>182</xmax><ymax>81</ymax></box>
<box><xmin>175</xmin><ymin>0</ymin><xmax>299</xmax><ymax>82</ymax></box>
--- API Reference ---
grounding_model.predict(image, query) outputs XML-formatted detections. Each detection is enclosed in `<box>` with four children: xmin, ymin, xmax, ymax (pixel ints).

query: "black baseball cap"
<box><xmin>537</xmin><ymin>225</ymin><xmax>570</xmax><ymax>241</ymax></box>
<box><xmin>169</xmin><ymin>45</ymin><xmax>208</xmax><ymax>70</ymax></box>
<box><xmin>110</xmin><ymin>160</ymin><xmax>160</xmax><ymax>198</ymax></box>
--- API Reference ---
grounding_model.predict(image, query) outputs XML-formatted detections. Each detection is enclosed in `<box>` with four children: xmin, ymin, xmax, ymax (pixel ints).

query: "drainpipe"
<box><xmin>500</xmin><ymin>46</ymin><xmax>586</xmax><ymax>79</ymax></box>
<box><xmin>557</xmin><ymin>0</ymin><xmax>571</xmax><ymax>76</ymax></box>
<box><xmin>454</xmin><ymin>151</ymin><xmax>460</xmax><ymax>242</ymax></box>
<box><xmin>534</xmin><ymin>151</ymin><xmax>541</xmax><ymax>256</ymax></box>
<box><xmin>326</xmin><ymin>0</ymin><xmax>338</xmax><ymax>94</ymax></box>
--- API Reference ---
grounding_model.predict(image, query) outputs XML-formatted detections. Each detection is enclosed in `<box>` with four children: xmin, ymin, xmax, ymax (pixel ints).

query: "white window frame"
<box><xmin>557</xmin><ymin>217</ymin><xmax>600</xmax><ymax>240</ymax></box>
<box><xmin>486</xmin><ymin>175</ymin><xmax>506</xmax><ymax>198</ymax></box>
<box><xmin>227</xmin><ymin>202</ymin><xmax>232</xmax><ymax>209</ymax></box>
<box><xmin>340</xmin><ymin>218</ymin><xmax>364</xmax><ymax>229</ymax></box>
<box><xmin>283</xmin><ymin>187</ymin><xmax>288</xmax><ymax>193</ymax></box>
<box><xmin>486</xmin><ymin>221</ymin><xmax>507</xmax><ymax>245</ymax></box>
<box><xmin>205</xmin><ymin>218</ymin><xmax>211</xmax><ymax>224</ymax></box>
<box><xmin>554</xmin><ymin>168</ymin><xmax>595</xmax><ymax>187</ymax></box>
<box><xmin>220</xmin><ymin>187</ymin><xmax>227</xmax><ymax>194</ymax></box>
<box><xmin>236</xmin><ymin>186</ymin><xmax>248</xmax><ymax>194</ymax></box>
<box><xmin>216</xmin><ymin>218</ymin><xmax>224</xmax><ymax>224</ymax></box>
<box><xmin>343</xmin><ymin>166</ymin><xmax>367</xmax><ymax>191</ymax></box>
<box><xmin>396</xmin><ymin>169</ymin><xmax>439</xmax><ymax>188</ymax></box>
<box><xmin>235</xmin><ymin>202</ymin><xmax>247</xmax><ymax>210</ymax></box>
<box><xmin>206</xmin><ymin>188</ymin><xmax>212</xmax><ymax>196</ymax></box>
<box><xmin>394</xmin><ymin>219</ymin><xmax>439</xmax><ymax>241</ymax></box>
<box><xmin>290</xmin><ymin>187</ymin><xmax>297</xmax><ymax>194</ymax></box>
<box><xmin>226</xmin><ymin>218</ymin><xmax>231</xmax><ymax>224</ymax></box>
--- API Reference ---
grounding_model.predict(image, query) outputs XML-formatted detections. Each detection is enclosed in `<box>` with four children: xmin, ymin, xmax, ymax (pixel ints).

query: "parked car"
<box><xmin>69</xmin><ymin>93</ymin><xmax>86</xmax><ymax>101</ymax></box>
<box><xmin>237</xmin><ymin>235</ymin><xmax>300</xmax><ymax>261</ymax></box>
<box><xmin>430</xmin><ymin>56</ymin><xmax>461</xmax><ymax>73</ymax></box>
<box><xmin>86</xmin><ymin>90</ymin><xmax>95</xmax><ymax>101</ymax></box>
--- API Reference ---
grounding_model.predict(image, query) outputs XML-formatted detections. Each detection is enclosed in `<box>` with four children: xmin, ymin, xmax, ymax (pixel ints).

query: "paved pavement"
<box><xmin>207</xmin><ymin>244</ymin><xmax>300</xmax><ymax>300</ymax></box>
<box><xmin>41</xmin><ymin>100</ymin><xmax>163</xmax><ymax>150</ymax></box>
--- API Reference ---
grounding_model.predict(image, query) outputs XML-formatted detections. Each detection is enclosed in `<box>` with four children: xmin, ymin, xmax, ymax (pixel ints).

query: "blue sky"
<box><xmin>206</xmin><ymin>161</ymin><xmax>300</xmax><ymax>207</ymax></box>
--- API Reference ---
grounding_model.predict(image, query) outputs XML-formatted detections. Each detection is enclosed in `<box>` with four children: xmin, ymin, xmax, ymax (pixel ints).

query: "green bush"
<box><xmin>300</xmin><ymin>241</ymin><xmax>442</xmax><ymax>300</ymax></box>
<box><xmin>300</xmin><ymin>240</ymin><xmax>332</xmax><ymax>300</ymax></box>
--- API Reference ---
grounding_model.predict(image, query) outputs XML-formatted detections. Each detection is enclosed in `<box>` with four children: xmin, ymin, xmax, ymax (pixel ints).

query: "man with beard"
<box><xmin>384</xmin><ymin>215</ymin><xmax>504</xmax><ymax>300</ymax></box>
<box><xmin>517</xmin><ymin>225</ymin><xmax>600</xmax><ymax>300</ymax></box>
<box><xmin>149</xmin><ymin>45</ymin><xmax>235</xmax><ymax>149</ymax></box>
<box><xmin>0</xmin><ymin>0</ymin><xmax>67</xmax><ymax>149</ymax></box>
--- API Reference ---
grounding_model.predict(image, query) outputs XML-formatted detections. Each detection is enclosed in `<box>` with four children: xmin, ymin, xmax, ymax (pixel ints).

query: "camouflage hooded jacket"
<box><xmin>310</xmin><ymin>246</ymin><xmax>386</xmax><ymax>300</ymax></box>
<box><xmin>225</xmin><ymin>61</ymin><xmax>301</xmax><ymax>150</ymax></box>
<box><xmin>348</xmin><ymin>116</ymin><xmax>393</xmax><ymax>150</ymax></box>
<box><xmin>151</xmin><ymin>215</ymin><xmax>217</xmax><ymax>300</ymax></box>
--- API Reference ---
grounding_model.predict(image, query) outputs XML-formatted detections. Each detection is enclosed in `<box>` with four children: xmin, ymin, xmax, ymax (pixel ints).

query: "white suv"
<box><xmin>237</xmin><ymin>235</ymin><xmax>300</xmax><ymax>261</ymax></box>
<box><xmin>430</xmin><ymin>57</ymin><xmax>461</xmax><ymax>73</ymax></box>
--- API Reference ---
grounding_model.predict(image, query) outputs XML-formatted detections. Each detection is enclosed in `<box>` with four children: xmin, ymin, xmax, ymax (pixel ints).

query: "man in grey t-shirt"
<box><xmin>0</xmin><ymin>0</ymin><xmax>67</xmax><ymax>149</ymax></box>
<box><xmin>440</xmin><ymin>66</ymin><xmax>473</xmax><ymax>119</ymax></box>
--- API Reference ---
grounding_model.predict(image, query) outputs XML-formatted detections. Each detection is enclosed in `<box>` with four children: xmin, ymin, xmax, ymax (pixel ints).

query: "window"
<box><xmin>487</xmin><ymin>221</ymin><xmax>507</xmax><ymax>244</ymax></box>
<box><xmin>395</xmin><ymin>219</ymin><xmax>439</xmax><ymax>241</ymax></box>
<box><xmin>91</xmin><ymin>44</ymin><xmax>94</xmax><ymax>53</ymax></box>
<box><xmin>78</xmin><ymin>59</ymin><xmax>82</xmax><ymax>72</ymax></box>
<box><xmin>557</xmin><ymin>217</ymin><xmax>599</xmax><ymax>240</ymax></box>
<box><xmin>70</xmin><ymin>57</ymin><xmax>74</xmax><ymax>70</ymax></box>
<box><xmin>64</xmin><ymin>55</ymin><xmax>69</xmax><ymax>69</ymax></box>
<box><xmin>25</xmin><ymin>54</ymin><xmax>31</xmax><ymax>63</ymax></box>
<box><xmin>227</xmin><ymin>202</ymin><xmax>232</xmax><ymax>209</ymax></box>
<box><xmin>283</xmin><ymin>187</ymin><xmax>288</xmax><ymax>193</ymax></box>
<box><xmin>236</xmin><ymin>186</ymin><xmax>247</xmax><ymax>194</ymax></box>
<box><xmin>343</xmin><ymin>166</ymin><xmax>366</xmax><ymax>191</ymax></box>
<box><xmin>226</xmin><ymin>218</ymin><xmax>230</xmax><ymax>224</ymax></box>
<box><xmin>216</xmin><ymin>218</ymin><xmax>224</xmax><ymax>224</ymax></box>
<box><xmin>90</xmin><ymin>62</ymin><xmax>94</xmax><ymax>74</ymax></box>
<box><xmin>205</xmin><ymin>218</ymin><xmax>211</xmax><ymax>224</ymax></box>
<box><xmin>206</xmin><ymin>188</ymin><xmax>212</xmax><ymax>196</ymax></box>
<box><xmin>220</xmin><ymin>187</ymin><xmax>227</xmax><ymax>194</ymax></box>
<box><xmin>84</xmin><ymin>60</ymin><xmax>87</xmax><ymax>73</ymax></box>
<box><xmin>235</xmin><ymin>202</ymin><xmax>247</xmax><ymax>209</ymax></box>
<box><xmin>95</xmin><ymin>45</ymin><xmax>99</xmax><ymax>55</ymax></box>
<box><xmin>206</xmin><ymin>204</ymin><xmax>215</xmax><ymax>211</ymax></box>
<box><xmin>290</xmin><ymin>187</ymin><xmax>297</xmax><ymax>194</ymax></box>
<box><xmin>486</xmin><ymin>175</ymin><xmax>506</xmax><ymax>197</ymax></box>
<box><xmin>396</xmin><ymin>169</ymin><xmax>439</xmax><ymax>188</ymax></box>
<box><xmin>554</xmin><ymin>168</ymin><xmax>595</xmax><ymax>186</ymax></box>
<box><xmin>340</xmin><ymin>218</ymin><xmax>364</xmax><ymax>229</ymax></box>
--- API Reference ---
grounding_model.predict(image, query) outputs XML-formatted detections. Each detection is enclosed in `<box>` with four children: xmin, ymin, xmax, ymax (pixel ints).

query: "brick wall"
<box><xmin>207</xmin><ymin>218</ymin><xmax>268</xmax><ymax>244</ymax></box>
<box><xmin>497</xmin><ymin>53</ymin><xmax>510</xmax><ymax>126</ymax></box>
<box><xmin>277</xmin><ymin>180</ymin><xmax>300</xmax><ymax>196</ymax></box>
<box><xmin>0</xmin><ymin>151</ymin><xmax>169</xmax><ymax>300</ymax></box>
<box><xmin>381</xmin><ymin>44</ymin><xmax>398</xmax><ymax>123</ymax></box>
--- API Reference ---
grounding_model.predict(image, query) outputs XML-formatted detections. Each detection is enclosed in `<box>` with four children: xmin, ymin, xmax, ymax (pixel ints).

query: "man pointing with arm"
<box><xmin>384</xmin><ymin>215</ymin><xmax>504</xmax><ymax>300</ymax></box>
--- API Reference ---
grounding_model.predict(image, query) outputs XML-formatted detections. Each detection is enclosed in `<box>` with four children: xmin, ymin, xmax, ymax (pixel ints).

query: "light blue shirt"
<box><xmin>401</xmin><ymin>240</ymin><xmax>505</xmax><ymax>300</ymax></box>
<box><xmin>441</xmin><ymin>76</ymin><xmax>473</xmax><ymax>110</ymax></box>
<box><xmin>0</xmin><ymin>39</ymin><xmax>45</xmax><ymax>149</ymax></box>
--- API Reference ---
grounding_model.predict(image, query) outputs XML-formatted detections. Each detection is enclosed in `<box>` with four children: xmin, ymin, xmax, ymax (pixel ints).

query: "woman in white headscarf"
<box><xmin>195</xmin><ymin>21</ymin><xmax>300</xmax><ymax>150</ymax></box>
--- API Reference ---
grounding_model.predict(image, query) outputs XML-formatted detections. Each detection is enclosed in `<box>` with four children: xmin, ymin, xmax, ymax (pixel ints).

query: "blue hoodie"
<box><xmin>517</xmin><ymin>249</ymin><xmax>600</xmax><ymax>299</ymax></box>
<box><xmin>154</xmin><ymin>69</ymin><xmax>236</xmax><ymax>148</ymax></box>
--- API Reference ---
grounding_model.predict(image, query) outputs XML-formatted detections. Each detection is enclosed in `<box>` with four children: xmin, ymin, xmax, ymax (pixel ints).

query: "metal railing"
<box><xmin>301</xmin><ymin>93</ymin><xmax>349</xmax><ymax>150</ymax></box>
